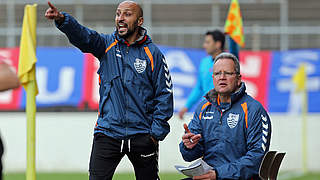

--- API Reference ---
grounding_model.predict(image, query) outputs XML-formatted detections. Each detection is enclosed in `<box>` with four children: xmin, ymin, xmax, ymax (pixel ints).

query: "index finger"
<box><xmin>48</xmin><ymin>1</ymin><xmax>57</xmax><ymax>10</ymax></box>
<box><xmin>182</xmin><ymin>133</ymin><xmax>194</xmax><ymax>139</ymax></box>
<box><xmin>183</xmin><ymin>123</ymin><xmax>191</xmax><ymax>133</ymax></box>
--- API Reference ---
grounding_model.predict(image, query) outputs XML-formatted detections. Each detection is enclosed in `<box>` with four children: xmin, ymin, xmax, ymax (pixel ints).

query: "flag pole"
<box><xmin>18</xmin><ymin>4</ymin><xmax>38</xmax><ymax>180</ymax></box>
<box><xmin>302</xmin><ymin>83</ymin><xmax>308</xmax><ymax>173</ymax></box>
<box><xmin>292</xmin><ymin>64</ymin><xmax>308</xmax><ymax>173</ymax></box>
<box><xmin>26</xmin><ymin>79</ymin><xmax>37</xmax><ymax>180</ymax></box>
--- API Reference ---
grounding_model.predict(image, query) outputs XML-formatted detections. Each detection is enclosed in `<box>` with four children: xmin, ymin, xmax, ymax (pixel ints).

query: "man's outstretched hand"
<box><xmin>44</xmin><ymin>1</ymin><xmax>64</xmax><ymax>23</ymax></box>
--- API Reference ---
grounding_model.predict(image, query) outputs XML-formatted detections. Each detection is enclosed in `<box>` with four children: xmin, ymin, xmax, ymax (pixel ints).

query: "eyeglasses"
<box><xmin>213</xmin><ymin>71</ymin><xmax>238</xmax><ymax>78</ymax></box>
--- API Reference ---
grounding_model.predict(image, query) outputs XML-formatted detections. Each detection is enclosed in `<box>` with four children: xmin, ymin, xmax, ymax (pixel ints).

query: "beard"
<box><xmin>118</xmin><ymin>19</ymin><xmax>139</xmax><ymax>39</ymax></box>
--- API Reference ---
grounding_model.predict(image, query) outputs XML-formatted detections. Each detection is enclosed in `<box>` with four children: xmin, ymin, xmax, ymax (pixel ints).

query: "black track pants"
<box><xmin>89</xmin><ymin>133</ymin><xmax>159</xmax><ymax>180</ymax></box>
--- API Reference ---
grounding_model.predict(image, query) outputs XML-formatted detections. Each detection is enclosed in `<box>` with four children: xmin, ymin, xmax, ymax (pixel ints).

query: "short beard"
<box><xmin>118</xmin><ymin>19</ymin><xmax>139</xmax><ymax>39</ymax></box>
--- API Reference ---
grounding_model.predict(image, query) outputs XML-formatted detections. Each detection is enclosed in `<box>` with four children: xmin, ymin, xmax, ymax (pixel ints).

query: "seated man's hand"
<box><xmin>193</xmin><ymin>170</ymin><xmax>216</xmax><ymax>180</ymax></box>
<box><xmin>182</xmin><ymin>123</ymin><xmax>201</xmax><ymax>149</ymax></box>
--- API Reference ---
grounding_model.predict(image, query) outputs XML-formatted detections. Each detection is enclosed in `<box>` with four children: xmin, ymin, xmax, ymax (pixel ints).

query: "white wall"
<box><xmin>0</xmin><ymin>112</ymin><xmax>319</xmax><ymax>173</ymax></box>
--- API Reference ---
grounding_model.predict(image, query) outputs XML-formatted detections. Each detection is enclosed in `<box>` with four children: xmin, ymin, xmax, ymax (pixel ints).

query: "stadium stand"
<box><xmin>0</xmin><ymin>0</ymin><xmax>319</xmax><ymax>49</ymax></box>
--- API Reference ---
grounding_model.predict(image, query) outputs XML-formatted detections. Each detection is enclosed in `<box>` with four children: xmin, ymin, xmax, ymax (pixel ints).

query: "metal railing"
<box><xmin>1</xmin><ymin>0</ymin><xmax>320</xmax><ymax>50</ymax></box>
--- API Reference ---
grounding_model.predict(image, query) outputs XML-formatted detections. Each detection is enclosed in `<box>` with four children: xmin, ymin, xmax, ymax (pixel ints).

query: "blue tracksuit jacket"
<box><xmin>56</xmin><ymin>13</ymin><xmax>173</xmax><ymax>141</ymax></box>
<box><xmin>180</xmin><ymin>83</ymin><xmax>271</xmax><ymax>179</ymax></box>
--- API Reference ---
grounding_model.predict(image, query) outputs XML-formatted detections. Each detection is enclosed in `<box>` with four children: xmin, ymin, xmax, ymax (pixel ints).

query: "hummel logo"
<box><xmin>202</xmin><ymin>112</ymin><xmax>214</xmax><ymax>120</ymax></box>
<box><xmin>203</xmin><ymin>116</ymin><xmax>213</xmax><ymax>120</ymax></box>
<box><xmin>141</xmin><ymin>152</ymin><xmax>155</xmax><ymax>158</ymax></box>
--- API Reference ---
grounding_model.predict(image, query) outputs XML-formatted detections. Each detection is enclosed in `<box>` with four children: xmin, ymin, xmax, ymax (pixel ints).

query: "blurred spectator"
<box><xmin>179</xmin><ymin>31</ymin><xmax>239</xmax><ymax>120</ymax></box>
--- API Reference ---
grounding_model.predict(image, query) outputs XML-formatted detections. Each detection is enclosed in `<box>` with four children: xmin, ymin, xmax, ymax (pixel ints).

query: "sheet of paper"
<box><xmin>175</xmin><ymin>159</ymin><xmax>213</xmax><ymax>177</ymax></box>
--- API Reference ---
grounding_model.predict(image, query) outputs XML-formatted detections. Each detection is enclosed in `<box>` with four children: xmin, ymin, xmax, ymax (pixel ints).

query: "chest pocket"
<box><xmin>222</xmin><ymin>108</ymin><xmax>247</xmax><ymax>152</ymax></box>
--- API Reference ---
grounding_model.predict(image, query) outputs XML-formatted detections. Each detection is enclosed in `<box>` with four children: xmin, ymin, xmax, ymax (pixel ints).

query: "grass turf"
<box><xmin>3</xmin><ymin>172</ymin><xmax>186</xmax><ymax>180</ymax></box>
<box><xmin>3</xmin><ymin>172</ymin><xmax>320</xmax><ymax>180</ymax></box>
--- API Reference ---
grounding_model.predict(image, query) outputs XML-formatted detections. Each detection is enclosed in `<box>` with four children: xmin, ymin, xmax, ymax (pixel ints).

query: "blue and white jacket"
<box><xmin>56</xmin><ymin>13</ymin><xmax>173</xmax><ymax>141</ymax></box>
<box><xmin>180</xmin><ymin>83</ymin><xmax>271</xmax><ymax>179</ymax></box>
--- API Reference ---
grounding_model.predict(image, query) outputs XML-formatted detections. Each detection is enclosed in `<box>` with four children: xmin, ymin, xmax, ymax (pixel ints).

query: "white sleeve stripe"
<box><xmin>163</xmin><ymin>58</ymin><xmax>172</xmax><ymax>93</ymax></box>
<box><xmin>262</xmin><ymin>143</ymin><xmax>266</xmax><ymax>152</ymax></box>
<box><xmin>261</xmin><ymin>114</ymin><xmax>269</xmax><ymax>152</ymax></box>
<box><xmin>262</xmin><ymin>135</ymin><xmax>267</xmax><ymax>144</ymax></box>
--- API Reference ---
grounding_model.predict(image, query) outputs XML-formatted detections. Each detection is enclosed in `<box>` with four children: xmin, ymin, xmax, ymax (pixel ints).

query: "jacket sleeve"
<box><xmin>215</xmin><ymin>106</ymin><xmax>272</xmax><ymax>180</ymax></box>
<box><xmin>184</xmin><ymin>65</ymin><xmax>204</xmax><ymax>110</ymax></box>
<box><xmin>179</xmin><ymin>103</ymin><xmax>204</xmax><ymax>162</ymax></box>
<box><xmin>55</xmin><ymin>12</ymin><xmax>106</xmax><ymax>59</ymax></box>
<box><xmin>150</xmin><ymin>48</ymin><xmax>174</xmax><ymax>141</ymax></box>
<box><xmin>228</xmin><ymin>36</ymin><xmax>239</xmax><ymax>60</ymax></box>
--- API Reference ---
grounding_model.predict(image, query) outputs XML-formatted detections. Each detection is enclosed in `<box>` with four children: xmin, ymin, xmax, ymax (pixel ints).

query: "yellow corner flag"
<box><xmin>18</xmin><ymin>4</ymin><xmax>38</xmax><ymax>180</ymax></box>
<box><xmin>224</xmin><ymin>0</ymin><xmax>245</xmax><ymax>47</ymax></box>
<box><xmin>292</xmin><ymin>64</ymin><xmax>308</xmax><ymax>173</ymax></box>
<box><xmin>292</xmin><ymin>64</ymin><xmax>306</xmax><ymax>92</ymax></box>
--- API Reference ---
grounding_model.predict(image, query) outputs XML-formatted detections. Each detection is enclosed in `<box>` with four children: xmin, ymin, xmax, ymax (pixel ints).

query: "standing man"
<box><xmin>180</xmin><ymin>52</ymin><xmax>271</xmax><ymax>180</ymax></box>
<box><xmin>45</xmin><ymin>1</ymin><xmax>173</xmax><ymax>180</ymax></box>
<box><xmin>179</xmin><ymin>31</ymin><xmax>239</xmax><ymax>120</ymax></box>
<box><xmin>0</xmin><ymin>61</ymin><xmax>20</xmax><ymax>180</ymax></box>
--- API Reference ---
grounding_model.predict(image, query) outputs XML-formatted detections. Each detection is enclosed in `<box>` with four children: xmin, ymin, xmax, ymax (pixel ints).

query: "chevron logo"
<box><xmin>166</xmin><ymin>88</ymin><xmax>172</xmax><ymax>93</ymax></box>
<box><xmin>166</xmin><ymin>79</ymin><xmax>172</xmax><ymax>87</ymax></box>
<box><xmin>262</xmin><ymin>135</ymin><xmax>267</xmax><ymax>144</ymax></box>
<box><xmin>164</xmin><ymin>65</ymin><xmax>169</xmax><ymax>72</ymax></box>
<box><xmin>165</xmin><ymin>72</ymin><xmax>170</xmax><ymax>79</ymax></box>
<box><xmin>262</xmin><ymin>130</ymin><xmax>268</xmax><ymax>137</ymax></box>
<box><xmin>261</xmin><ymin>114</ymin><xmax>269</xmax><ymax>152</ymax></box>
<box><xmin>261</xmin><ymin>115</ymin><xmax>267</xmax><ymax>122</ymax></box>
<box><xmin>162</xmin><ymin>57</ymin><xmax>168</xmax><ymax>65</ymax></box>
<box><xmin>262</xmin><ymin>143</ymin><xmax>266</xmax><ymax>152</ymax></box>
<box><xmin>262</xmin><ymin>122</ymin><xmax>268</xmax><ymax>130</ymax></box>
<box><xmin>163</xmin><ymin>58</ymin><xmax>172</xmax><ymax>93</ymax></box>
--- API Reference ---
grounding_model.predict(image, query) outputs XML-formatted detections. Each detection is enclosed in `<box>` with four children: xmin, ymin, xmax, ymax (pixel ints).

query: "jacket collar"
<box><xmin>113</xmin><ymin>27</ymin><xmax>151</xmax><ymax>46</ymax></box>
<box><xmin>205</xmin><ymin>82</ymin><xmax>246</xmax><ymax>106</ymax></box>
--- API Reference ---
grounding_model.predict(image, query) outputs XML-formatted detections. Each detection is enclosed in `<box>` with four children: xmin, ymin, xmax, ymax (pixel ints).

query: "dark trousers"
<box><xmin>89</xmin><ymin>133</ymin><xmax>159</xmax><ymax>180</ymax></box>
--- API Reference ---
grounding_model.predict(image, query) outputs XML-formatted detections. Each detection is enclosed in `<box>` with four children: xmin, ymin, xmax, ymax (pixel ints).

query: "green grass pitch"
<box><xmin>3</xmin><ymin>172</ymin><xmax>185</xmax><ymax>180</ymax></box>
<box><xmin>3</xmin><ymin>172</ymin><xmax>320</xmax><ymax>180</ymax></box>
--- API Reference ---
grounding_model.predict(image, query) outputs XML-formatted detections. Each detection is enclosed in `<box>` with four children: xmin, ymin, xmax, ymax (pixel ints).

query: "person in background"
<box><xmin>45</xmin><ymin>1</ymin><xmax>173</xmax><ymax>179</ymax></box>
<box><xmin>0</xmin><ymin>60</ymin><xmax>20</xmax><ymax>180</ymax></box>
<box><xmin>179</xmin><ymin>31</ymin><xmax>239</xmax><ymax>120</ymax></box>
<box><xmin>180</xmin><ymin>52</ymin><xmax>271</xmax><ymax>180</ymax></box>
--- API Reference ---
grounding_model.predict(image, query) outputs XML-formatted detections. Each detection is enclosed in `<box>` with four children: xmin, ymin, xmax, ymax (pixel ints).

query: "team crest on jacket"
<box><xmin>227</xmin><ymin>113</ymin><xmax>239</xmax><ymax>128</ymax></box>
<box><xmin>134</xmin><ymin>58</ymin><xmax>147</xmax><ymax>73</ymax></box>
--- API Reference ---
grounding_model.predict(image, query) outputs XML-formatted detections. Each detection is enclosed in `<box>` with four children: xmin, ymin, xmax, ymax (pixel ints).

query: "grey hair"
<box><xmin>214</xmin><ymin>52</ymin><xmax>240</xmax><ymax>74</ymax></box>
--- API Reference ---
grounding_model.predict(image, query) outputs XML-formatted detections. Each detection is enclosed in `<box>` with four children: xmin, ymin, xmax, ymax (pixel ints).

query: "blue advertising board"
<box><xmin>21</xmin><ymin>47</ymin><xmax>85</xmax><ymax>107</ymax></box>
<box><xmin>269</xmin><ymin>50</ymin><xmax>320</xmax><ymax>112</ymax></box>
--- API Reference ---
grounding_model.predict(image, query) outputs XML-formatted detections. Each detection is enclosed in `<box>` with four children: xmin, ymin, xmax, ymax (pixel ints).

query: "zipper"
<box><xmin>124</xmin><ymin>45</ymin><xmax>129</xmax><ymax>137</ymax></box>
<box><xmin>126</xmin><ymin>46</ymin><xmax>129</xmax><ymax>54</ymax></box>
<box><xmin>213</xmin><ymin>105</ymin><xmax>223</xmax><ymax>125</ymax></box>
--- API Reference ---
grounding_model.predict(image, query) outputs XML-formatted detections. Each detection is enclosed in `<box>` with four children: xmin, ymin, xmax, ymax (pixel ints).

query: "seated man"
<box><xmin>179</xmin><ymin>52</ymin><xmax>271</xmax><ymax>180</ymax></box>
